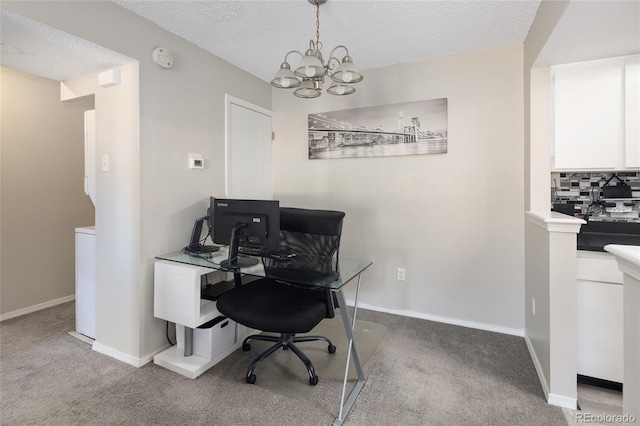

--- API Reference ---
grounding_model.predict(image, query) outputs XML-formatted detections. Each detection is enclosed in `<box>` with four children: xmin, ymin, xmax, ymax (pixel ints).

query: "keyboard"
<box><xmin>237</xmin><ymin>246</ymin><xmax>297</xmax><ymax>260</ymax></box>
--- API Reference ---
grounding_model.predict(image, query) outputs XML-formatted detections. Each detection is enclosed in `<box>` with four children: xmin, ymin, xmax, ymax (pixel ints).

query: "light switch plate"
<box><xmin>101</xmin><ymin>154</ymin><xmax>109</xmax><ymax>172</ymax></box>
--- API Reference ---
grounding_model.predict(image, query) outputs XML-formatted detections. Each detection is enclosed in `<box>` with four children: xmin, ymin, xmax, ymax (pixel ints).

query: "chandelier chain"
<box><xmin>315</xmin><ymin>1</ymin><xmax>321</xmax><ymax>49</ymax></box>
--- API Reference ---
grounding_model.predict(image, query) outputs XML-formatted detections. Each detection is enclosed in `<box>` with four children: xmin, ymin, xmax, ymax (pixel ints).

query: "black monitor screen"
<box><xmin>210</xmin><ymin>198</ymin><xmax>279</xmax><ymax>268</ymax></box>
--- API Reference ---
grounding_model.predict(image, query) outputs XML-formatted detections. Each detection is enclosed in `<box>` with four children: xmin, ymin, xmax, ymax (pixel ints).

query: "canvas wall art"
<box><xmin>308</xmin><ymin>98</ymin><xmax>448</xmax><ymax>160</ymax></box>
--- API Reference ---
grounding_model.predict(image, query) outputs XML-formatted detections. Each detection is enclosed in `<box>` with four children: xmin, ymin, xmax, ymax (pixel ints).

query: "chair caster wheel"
<box><xmin>246</xmin><ymin>374</ymin><xmax>256</xmax><ymax>384</ymax></box>
<box><xmin>328</xmin><ymin>344</ymin><xmax>336</xmax><ymax>354</ymax></box>
<box><xmin>242</xmin><ymin>343</ymin><xmax>251</xmax><ymax>351</ymax></box>
<box><xmin>309</xmin><ymin>375</ymin><xmax>318</xmax><ymax>386</ymax></box>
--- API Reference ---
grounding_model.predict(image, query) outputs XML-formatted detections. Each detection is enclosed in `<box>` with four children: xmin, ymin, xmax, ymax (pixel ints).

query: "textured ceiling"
<box><xmin>0</xmin><ymin>8</ymin><xmax>134</xmax><ymax>81</ymax></box>
<box><xmin>113</xmin><ymin>0</ymin><xmax>542</xmax><ymax>82</ymax></box>
<box><xmin>1</xmin><ymin>1</ymin><xmax>542</xmax><ymax>82</ymax></box>
<box><xmin>3</xmin><ymin>2</ymin><xmax>638</xmax><ymax>85</ymax></box>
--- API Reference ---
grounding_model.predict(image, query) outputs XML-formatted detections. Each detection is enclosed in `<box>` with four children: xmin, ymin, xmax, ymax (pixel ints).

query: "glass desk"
<box><xmin>155</xmin><ymin>249</ymin><xmax>372</xmax><ymax>290</ymax></box>
<box><xmin>154</xmin><ymin>248</ymin><xmax>372</xmax><ymax>426</ymax></box>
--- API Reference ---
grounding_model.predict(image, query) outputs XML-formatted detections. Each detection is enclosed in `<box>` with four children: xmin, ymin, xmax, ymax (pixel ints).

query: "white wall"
<box><xmin>523</xmin><ymin>0</ymin><xmax>576</xmax><ymax>409</ymax></box>
<box><xmin>524</xmin><ymin>67</ymin><xmax>554</xmax><ymax>398</ymax></box>
<box><xmin>272</xmin><ymin>45</ymin><xmax>525</xmax><ymax>333</ymax></box>
<box><xmin>524</xmin><ymin>218</ymin><xmax>552</xmax><ymax>390</ymax></box>
<box><xmin>524</xmin><ymin>0</ymin><xmax>570</xmax><ymax>212</ymax></box>
<box><xmin>0</xmin><ymin>67</ymin><xmax>95</xmax><ymax>318</ymax></box>
<box><xmin>134</xmin><ymin>18</ymin><xmax>270</xmax><ymax>362</ymax></box>
<box><xmin>61</xmin><ymin>62</ymin><xmax>143</xmax><ymax>363</ymax></box>
<box><xmin>3</xmin><ymin>1</ymin><xmax>271</xmax><ymax>364</ymax></box>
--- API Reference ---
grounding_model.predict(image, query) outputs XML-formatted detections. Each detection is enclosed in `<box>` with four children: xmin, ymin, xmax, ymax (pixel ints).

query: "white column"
<box><xmin>605</xmin><ymin>245</ymin><xmax>640</xmax><ymax>423</ymax></box>
<box><xmin>526</xmin><ymin>211</ymin><xmax>585</xmax><ymax>409</ymax></box>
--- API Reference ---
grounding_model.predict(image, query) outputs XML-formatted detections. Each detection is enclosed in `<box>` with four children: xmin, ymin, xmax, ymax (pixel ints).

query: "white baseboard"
<box><xmin>92</xmin><ymin>341</ymin><xmax>154</xmax><ymax>368</ymax></box>
<box><xmin>548</xmin><ymin>393</ymin><xmax>578</xmax><ymax>410</ymax></box>
<box><xmin>524</xmin><ymin>334</ymin><xmax>550</xmax><ymax>400</ymax></box>
<box><xmin>68</xmin><ymin>331</ymin><xmax>95</xmax><ymax>345</ymax></box>
<box><xmin>0</xmin><ymin>295</ymin><xmax>75</xmax><ymax>322</ymax></box>
<box><xmin>350</xmin><ymin>300</ymin><xmax>524</xmax><ymax>337</ymax></box>
<box><xmin>524</xmin><ymin>335</ymin><xmax>577</xmax><ymax>410</ymax></box>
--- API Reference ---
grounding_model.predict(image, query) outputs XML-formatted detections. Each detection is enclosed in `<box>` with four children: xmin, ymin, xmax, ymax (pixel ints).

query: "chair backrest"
<box><xmin>277</xmin><ymin>207</ymin><xmax>345</xmax><ymax>272</ymax></box>
<box><xmin>263</xmin><ymin>207</ymin><xmax>345</xmax><ymax>319</ymax></box>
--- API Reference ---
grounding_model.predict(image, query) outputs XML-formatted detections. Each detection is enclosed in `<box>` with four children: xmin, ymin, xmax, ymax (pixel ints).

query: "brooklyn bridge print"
<box><xmin>308</xmin><ymin>98</ymin><xmax>448</xmax><ymax>160</ymax></box>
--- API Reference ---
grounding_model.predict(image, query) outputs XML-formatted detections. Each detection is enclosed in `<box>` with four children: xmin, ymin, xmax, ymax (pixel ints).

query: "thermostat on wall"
<box><xmin>189</xmin><ymin>154</ymin><xmax>204</xmax><ymax>170</ymax></box>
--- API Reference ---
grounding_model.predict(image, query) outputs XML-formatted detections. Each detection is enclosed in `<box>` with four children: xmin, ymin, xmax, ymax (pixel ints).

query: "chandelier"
<box><xmin>270</xmin><ymin>0</ymin><xmax>363</xmax><ymax>98</ymax></box>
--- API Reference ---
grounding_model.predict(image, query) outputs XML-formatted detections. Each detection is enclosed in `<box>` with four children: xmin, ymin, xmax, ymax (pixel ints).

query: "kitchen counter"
<box><xmin>603</xmin><ymin>244</ymin><xmax>640</xmax><ymax>421</ymax></box>
<box><xmin>577</xmin><ymin>221</ymin><xmax>640</xmax><ymax>252</ymax></box>
<box><xmin>604</xmin><ymin>245</ymin><xmax>640</xmax><ymax>270</ymax></box>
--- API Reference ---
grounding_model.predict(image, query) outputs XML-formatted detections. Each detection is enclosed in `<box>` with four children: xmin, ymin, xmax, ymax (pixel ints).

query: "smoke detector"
<box><xmin>152</xmin><ymin>47</ymin><xmax>173</xmax><ymax>69</ymax></box>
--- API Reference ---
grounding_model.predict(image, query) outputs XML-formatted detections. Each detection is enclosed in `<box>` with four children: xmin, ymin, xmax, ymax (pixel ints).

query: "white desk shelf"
<box><xmin>153</xmin><ymin>260</ymin><xmax>248</xmax><ymax>379</ymax></box>
<box><xmin>154</xmin><ymin>260</ymin><xmax>220</xmax><ymax>328</ymax></box>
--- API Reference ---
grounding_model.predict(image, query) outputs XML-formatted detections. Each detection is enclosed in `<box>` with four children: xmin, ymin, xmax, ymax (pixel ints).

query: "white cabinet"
<box><xmin>576</xmin><ymin>251</ymin><xmax>623</xmax><ymax>383</ymax></box>
<box><xmin>625</xmin><ymin>55</ymin><xmax>640</xmax><ymax>168</ymax></box>
<box><xmin>75</xmin><ymin>226</ymin><xmax>96</xmax><ymax>339</ymax></box>
<box><xmin>552</xmin><ymin>55</ymin><xmax>640</xmax><ymax>171</ymax></box>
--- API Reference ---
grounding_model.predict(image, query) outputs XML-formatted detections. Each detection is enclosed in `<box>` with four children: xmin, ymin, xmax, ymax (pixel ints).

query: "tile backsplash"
<box><xmin>551</xmin><ymin>171</ymin><xmax>640</xmax><ymax>223</ymax></box>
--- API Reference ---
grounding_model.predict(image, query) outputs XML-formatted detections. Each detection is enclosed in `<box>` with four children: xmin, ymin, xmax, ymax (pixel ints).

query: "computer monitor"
<box><xmin>210</xmin><ymin>197</ymin><xmax>280</xmax><ymax>269</ymax></box>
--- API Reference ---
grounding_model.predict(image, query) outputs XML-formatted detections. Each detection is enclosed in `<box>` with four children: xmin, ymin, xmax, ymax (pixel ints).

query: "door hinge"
<box><xmin>271</xmin><ymin>131</ymin><xmax>275</xmax><ymax>141</ymax></box>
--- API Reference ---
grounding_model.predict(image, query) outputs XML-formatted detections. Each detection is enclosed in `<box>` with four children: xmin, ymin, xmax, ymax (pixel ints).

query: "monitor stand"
<box><xmin>221</xmin><ymin>223</ymin><xmax>259</xmax><ymax>269</ymax></box>
<box><xmin>220</xmin><ymin>256</ymin><xmax>258</xmax><ymax>269</ymax></box>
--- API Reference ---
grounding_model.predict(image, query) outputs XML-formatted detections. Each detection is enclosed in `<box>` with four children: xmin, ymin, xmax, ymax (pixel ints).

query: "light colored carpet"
<box><xmin>0</xmin><ymin>302</ymin><xmax>569</xmax><ymax>425</ymax></box>
<box><xmin>224</xmin><ymin>316</ymin><xmax>387</xmax><ymax>398</ymax></box>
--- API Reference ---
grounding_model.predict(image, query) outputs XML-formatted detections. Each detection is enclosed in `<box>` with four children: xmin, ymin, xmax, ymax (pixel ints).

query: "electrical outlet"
<box><xmin>396</xmin><ymin>268</ymin><xmax>406</xmax><ymax>281</ymax></box>
<box><xmin>532</xmin><ymin>296</ymin><xmax>536</xmax><ymax>316</ymax></box>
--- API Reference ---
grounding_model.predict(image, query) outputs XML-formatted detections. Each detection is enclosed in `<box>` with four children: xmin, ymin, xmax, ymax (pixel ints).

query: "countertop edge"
<box><xmin>604</xmin><ymin>244</ymin><xmax>640</xmax><ymax>281</ymax></box>
<box><xmin>526</xmin><ymin>210</ymin><xmax>586</xmax><ymax>233</ymax></box>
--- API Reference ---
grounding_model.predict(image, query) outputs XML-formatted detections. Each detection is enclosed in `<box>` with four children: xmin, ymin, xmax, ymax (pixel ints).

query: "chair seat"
<box><xmin>217</xmin><ymin>279</ymin><xmax>328</xmax><ymax>333</ymax></box>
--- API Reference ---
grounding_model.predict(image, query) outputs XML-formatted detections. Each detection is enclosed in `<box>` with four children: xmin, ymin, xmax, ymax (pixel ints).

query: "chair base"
<box><xmin>242</xmin><ymin>333</ymin><xmax>336</xmax><ymax>386</ymax></box>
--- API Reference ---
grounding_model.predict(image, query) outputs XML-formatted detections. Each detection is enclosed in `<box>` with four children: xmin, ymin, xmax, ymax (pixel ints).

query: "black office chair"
<box><xmin>216</xmin><ymin>207</ymin><xmax>345</xmax><ymax>385</ymax></box>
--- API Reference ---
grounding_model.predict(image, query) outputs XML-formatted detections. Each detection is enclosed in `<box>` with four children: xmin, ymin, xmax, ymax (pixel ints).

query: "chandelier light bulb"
<box><xmin>305</xmin><ymin>66</ymin><xmax>316</xmax><ymax>77</ymax></box>
<box><xmin>327</xmin><ymin>83</ymin><xmax>355</xmax><ymax>96</ymax></box>
<box><xmin>281</xmin><ymin>79</ymin><xmax>290</xmax><ymax>88</ymax></box>
<box><xmin>342</xmin><ymin>71</ymin><xmax>353</xmax><ymax>83</ymax></box>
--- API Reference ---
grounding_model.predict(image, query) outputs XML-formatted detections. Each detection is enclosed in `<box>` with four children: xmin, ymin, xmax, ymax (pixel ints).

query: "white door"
<box><xmin>225</xmin><ymin>95</ymin><xmax>273</xmax><ymax>199</ymax></box>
